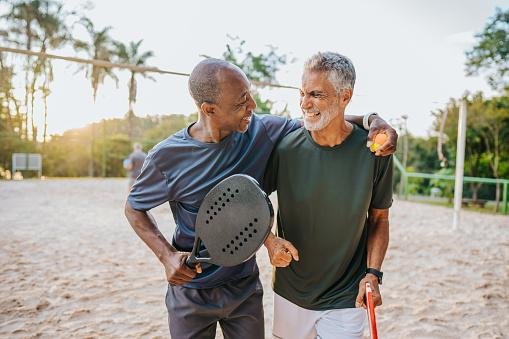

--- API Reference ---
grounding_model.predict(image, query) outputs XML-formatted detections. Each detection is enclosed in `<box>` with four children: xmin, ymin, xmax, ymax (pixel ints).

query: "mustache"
<box><xmin>303</xmin><ymin>108</ymin><xmax>320</xmax><ymax>114</ymax></box>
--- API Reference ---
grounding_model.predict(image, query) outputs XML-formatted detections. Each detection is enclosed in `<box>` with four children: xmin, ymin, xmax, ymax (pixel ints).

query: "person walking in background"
<box><xmin>125</xmin><ymin>143</ymin><xmax>147</xmax><ymax>191</ymax></box>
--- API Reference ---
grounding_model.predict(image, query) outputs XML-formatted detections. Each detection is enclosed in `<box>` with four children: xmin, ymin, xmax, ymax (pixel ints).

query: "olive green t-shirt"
<box><xmin>263</xmin><ymin>125</ymin><xmax>393</xmax><ymax>310</ymax></box>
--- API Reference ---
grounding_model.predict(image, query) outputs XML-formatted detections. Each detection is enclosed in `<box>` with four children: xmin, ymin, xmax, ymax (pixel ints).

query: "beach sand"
<box><xmin>0</xmin><ymin>179</ymin><xmax>507</xmax><ymax>338</ymax></box>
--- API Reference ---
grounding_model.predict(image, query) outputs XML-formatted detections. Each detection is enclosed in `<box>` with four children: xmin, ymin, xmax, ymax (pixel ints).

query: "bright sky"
<box><xmin>4</xmin><ymin>0</ymin><xmax>509</xmax><ymax>137</ymax></box>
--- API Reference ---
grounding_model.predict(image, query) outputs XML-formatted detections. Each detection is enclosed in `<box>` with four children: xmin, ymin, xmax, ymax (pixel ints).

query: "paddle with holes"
<box><xmin>366</xmin><ymin>281</ymin><xmax>379</xmax><ymax>339</ymax></box>
<box><xmin>185</xmin><ymin>174</ymin><xmax>274</xmax><ymax>268</ymax></box>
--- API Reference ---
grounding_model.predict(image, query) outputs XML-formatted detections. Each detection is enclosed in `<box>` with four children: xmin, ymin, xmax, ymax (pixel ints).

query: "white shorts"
<box><xmin>273</xmin><ymin>293</ymin><xmax>367</xmax><ymax>339</ymax></box>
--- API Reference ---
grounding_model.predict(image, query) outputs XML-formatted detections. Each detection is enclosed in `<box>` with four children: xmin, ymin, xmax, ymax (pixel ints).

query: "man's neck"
<box><xmin>189</xmin><ymin>116</ymin><xmax>233</xmax><ymax>143</ymax></box>
<box><xmin>310</xmin><ymin>115</ymin><xmax>353</xmax><ymax>147</ymax></box>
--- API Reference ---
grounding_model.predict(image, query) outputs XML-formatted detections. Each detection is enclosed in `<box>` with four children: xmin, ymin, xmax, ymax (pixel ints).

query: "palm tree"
<box><xmin>33</xmin><ymin>1</ymin><xmax>69</xmax><ymax>145</ymax></box>
<box><xmin>113</xmin><ymin>39</ymin><xmax>154</xmax><ymax>140</ymax></box>
<box><xmin>1</xmin><ymin>0</ymin><xmax>69</xmax><ymax>143</ymax></box>
<box><xmin>0</xmin><ymin>53</ymin><xmax>20</xmax><ymax>132</ymax></box>
<box><xmin>2</xmin><ymin>0</ymin><xmax>44</xmax><ymax>139</ymax></box>
<box><xmin>73</xmin><ymin>17</ymin><xmax>118</xmax><ymax>102</ymax></box>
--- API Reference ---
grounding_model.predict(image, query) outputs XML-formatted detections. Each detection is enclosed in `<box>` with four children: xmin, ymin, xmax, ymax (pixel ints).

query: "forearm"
<box><xmin>124</xmin><ymin>201</ymin><xmax>176</xmax><ymax>264</ymax></box>
<box><xmin>366</xmin><ymin>209</ymin><xmax>390</xmax><ymax>270</ymax></box>
<box><xmin>345</xmin><ymin>114</ymin><xmax>363</xmax><ymax>127</ymax></box>
<box><xmin>345</xmin><ymin>113</ymin><xmax>377</xmax><ymax>128</ymax></box>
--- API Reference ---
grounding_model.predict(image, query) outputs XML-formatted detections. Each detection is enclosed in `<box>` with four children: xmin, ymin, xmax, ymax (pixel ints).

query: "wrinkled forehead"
<box><xmin>301</xmin><ymin>70</ymin><xmax>334</xmax><ymax>92</ymax></box>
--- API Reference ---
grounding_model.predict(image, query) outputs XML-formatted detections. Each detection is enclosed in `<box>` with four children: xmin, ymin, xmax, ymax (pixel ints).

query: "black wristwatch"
<box><xmin>366</xmin><ymin>268</ymin><xmax>383</xmax><ymax>285</ymax></box>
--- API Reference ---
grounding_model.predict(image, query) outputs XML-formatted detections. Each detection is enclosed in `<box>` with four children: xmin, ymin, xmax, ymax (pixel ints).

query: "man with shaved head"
<box><xmin>124</xmin><ymin>58</ymin><xmax>397</xmax><ymax>338</ymax></box>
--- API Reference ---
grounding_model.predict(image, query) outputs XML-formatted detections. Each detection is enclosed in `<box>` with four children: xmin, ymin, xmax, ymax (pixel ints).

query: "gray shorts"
<box><xmin>166</xmin><ymin>272</ymin><xmax>264</xmax><ymax>339</ymax></box>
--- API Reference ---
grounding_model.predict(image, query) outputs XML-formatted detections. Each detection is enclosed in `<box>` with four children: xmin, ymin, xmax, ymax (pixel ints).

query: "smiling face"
<box><xmin>209</xmin><ymin>68</ymin><xmax>257</xmax><ymax>133</ymax></box>
<box><xmin>300</xmin><ymin>70</ymin><xmax>350</xmax><ymax>131</ymax></box>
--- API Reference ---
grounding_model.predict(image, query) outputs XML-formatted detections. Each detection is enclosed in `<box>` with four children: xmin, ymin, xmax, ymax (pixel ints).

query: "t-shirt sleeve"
<box><xmin>260</xmin><ymin>115</ymin><xmax>301</xmax><ymax>145</ymax></box>
<box><xmin>262</xmin><ymin>147</ymin><xmax>279</xmax><ymax>195</ymax></box>
<box><xmin>127</xmin><ymin>151</ymin><xmax>169</xmax><ymax>211</ymax></box>
<box><xmin>370</xmin><ymin>155</ymin><xmax>393</xmax><ymax>209</ymax></box>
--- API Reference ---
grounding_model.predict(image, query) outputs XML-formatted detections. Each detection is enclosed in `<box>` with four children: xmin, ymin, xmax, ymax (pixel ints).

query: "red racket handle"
<box><xmin>366</xmin><ymin>282</ymin><xmax>378</xmax><ymax>339</ymax></box>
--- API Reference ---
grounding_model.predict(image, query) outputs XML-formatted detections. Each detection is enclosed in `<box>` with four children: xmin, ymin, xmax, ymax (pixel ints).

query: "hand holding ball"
<box><xmin>369</xmin><ymin>133</ymin><xmax>388</xmax><ymax>153</ymax></box>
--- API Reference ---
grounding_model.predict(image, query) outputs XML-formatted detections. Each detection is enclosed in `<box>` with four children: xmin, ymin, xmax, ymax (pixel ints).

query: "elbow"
<box><xmin>125</xmin><ymin>200</ymin><xmax>147</xmax><ymax>226</ymax></box>
<box><xmin>124</xmin><ymin>200</ymin><xmax>129</xmax><ymax>217</ymax></box>
<box><xmin>124</xmin><ymin>200</ymin><xmax>135</xmax><ymax>220</ymax></box>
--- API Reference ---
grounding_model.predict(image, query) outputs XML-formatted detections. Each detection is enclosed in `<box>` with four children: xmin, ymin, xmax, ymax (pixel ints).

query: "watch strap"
<box><xmin>366</xmin><ymin>267</ymin><xmax>383</xmax><ymax>284</ymax></box>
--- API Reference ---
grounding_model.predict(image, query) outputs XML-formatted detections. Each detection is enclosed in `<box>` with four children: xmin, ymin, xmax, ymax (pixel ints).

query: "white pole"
<box><xmin>453</xmin><ymin>100</ymin><xmax>467</xmax><ymax>230</ymax></box>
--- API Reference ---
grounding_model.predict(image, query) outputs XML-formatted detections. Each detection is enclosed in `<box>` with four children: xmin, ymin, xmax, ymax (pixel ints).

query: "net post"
<box><xmin>503</xmin><ymin>181</ymin><xmax>508</xmax><ymax>215</ymax></box>
<box><xmin>404</xmin><ymin>174</ymin><xmax>409</xmax><ymax>200</ymax></box>
<box><xmin>453</xmin><ymin>101</ymin><xmax>467</xmax><ymax>231</ymax></box>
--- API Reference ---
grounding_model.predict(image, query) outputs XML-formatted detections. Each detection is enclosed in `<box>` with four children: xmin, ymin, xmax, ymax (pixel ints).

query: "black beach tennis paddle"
<box><xmin>185</xmin><ymin>174</ymin><xmax>274</xmax><ymax>268</ymax></box>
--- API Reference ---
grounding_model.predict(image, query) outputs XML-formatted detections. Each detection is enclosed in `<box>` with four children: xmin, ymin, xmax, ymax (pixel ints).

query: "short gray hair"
<box><xmin>188</xmin><ymin>58</ymin><xmax>231</xmax><ymax>106</ymax></box>
<box><xmin>304</xmin><ymin>52</ymin><xmax>356</xmax><ymax>92</ymax></box>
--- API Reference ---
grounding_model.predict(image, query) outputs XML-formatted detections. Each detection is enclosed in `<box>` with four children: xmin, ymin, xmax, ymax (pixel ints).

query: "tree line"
<box><xmin>391</xmin><ymin>8</ymin><xmax>509</xmax><ymax>212</ymax></box>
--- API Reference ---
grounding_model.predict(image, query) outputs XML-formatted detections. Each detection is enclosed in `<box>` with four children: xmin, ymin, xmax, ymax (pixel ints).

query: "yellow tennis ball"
<box><xmin>370</xmin><ymin>133</ymin><xmax>388</xmax><ymax>152</ymax></box>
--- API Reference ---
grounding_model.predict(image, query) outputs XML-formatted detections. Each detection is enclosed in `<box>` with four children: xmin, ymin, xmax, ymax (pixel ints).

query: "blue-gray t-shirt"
<box><xmin>128</xmin><ymin>114</ymin><xmax>301</xmax><ymax>288</ymax></box>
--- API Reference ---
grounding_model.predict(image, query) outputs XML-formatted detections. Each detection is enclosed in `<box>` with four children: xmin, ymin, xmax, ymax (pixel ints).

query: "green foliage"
<box><xmin>1</xmin><ymin>0</ymin><xmax>72</xmax><ymax>142</ymax></box>
<box><xmin>406</xmin><ymin>166</ymin><xmax>430</xmax><ymax>196</ymax></box>
<box><xmin>0</xmin><ymin>52</ymin><xmax>34</xmax><ymax>171</ymax></box>
<box><xmin>428</xmin><ymin>92</ymin><xmax>509</xmax><ymax>208</ymax></box>
<box><xmin>35</xmin><ymin>113</ymin><xmax>198</xmax><ymax>177</ymax></box>
<box><xmin>431</xmin><ymin>92</ymin><xmax>509</xmax><ymax>179</ymax></box>
<box><xmin>430</xmin><ymin>168</ymin><xmax>455</xmax><ymax>202</ymax></box>
<box><xmin>94</xmin><ymin>133</ymin><xmax>131</xmax><ymax>177</ymax></box>
<box><xmin>466</xmin><ymin>7</ymin><xmax>509</xmax><ymax>91</ymax></box>
<box><xmin>43</xmin><ymin>130</ymin><xmax>90</xmax><ymax>176</ymax></box>
<box><xmin>400</xmin><ymin>134</ymin><xmax>441</xmax><ymax>173</ymax></box>
<box><xmin>0</xmin><ymin>129</ymin><xmax>36</xmax><ymax>170</ymax></box>
<box><xmin>222</xmin><ymin>36</ymin><xmax>288</xmax><ymax>113</ymax></box>
<box><xmin>141</xmin><ymin>113</ymin><xmax>196</xmax><ymax>149</ymax></box>
<box><xmin>396</xmin><ymin>89</ymin><xmax>508</xmax><ymax>205</ymax></box>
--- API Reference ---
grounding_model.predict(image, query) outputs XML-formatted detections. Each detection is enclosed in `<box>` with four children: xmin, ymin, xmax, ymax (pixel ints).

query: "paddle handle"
<box><xmin>185</xmin><ymin>237</ymin><xmax>212</xmax><ymax>268</ymax></box>
<box><xmin>185</xmin><ymin>255</ymin><xmax>198</xmax><ymax>268</ymax></box>
<box><xmin>366</xmin><ymin>282</ymin><xmax>378</xmax><ymax>339</ymax></box>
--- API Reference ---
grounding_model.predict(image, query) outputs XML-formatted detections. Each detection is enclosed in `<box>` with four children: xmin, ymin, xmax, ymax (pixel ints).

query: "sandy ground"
<box><xmin>0</xmin><ymin>178</ymin><xmax>508</xmax><ymax>339</ymax></box>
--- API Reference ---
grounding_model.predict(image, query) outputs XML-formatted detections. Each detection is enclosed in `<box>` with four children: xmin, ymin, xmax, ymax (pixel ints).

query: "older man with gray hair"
<box><xmin>263</xmin><ymin>52</ymin><xmax>392</xmax><ymax>338</ymax></box>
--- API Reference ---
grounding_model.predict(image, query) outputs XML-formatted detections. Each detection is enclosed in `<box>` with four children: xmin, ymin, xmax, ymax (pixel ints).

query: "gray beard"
<box><xmin>303</xmin><ymin>107</ymin><xmax>337</xmax><ymax>131</ymax></box>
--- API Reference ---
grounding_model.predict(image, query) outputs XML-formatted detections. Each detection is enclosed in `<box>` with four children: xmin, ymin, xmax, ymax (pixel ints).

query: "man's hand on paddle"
<box><xmin>264</xmin><ymin>233</ymin><xmax>299</xmax><ymax>267</ymax></box>
<box><xmin>367</xmin><ymin>115</ymin><xmax>398</xmax><ymax>157</ymax></box>
<box><xmin>124</xmin><ymin>203</ymin><xmax>200</xmax><ymax>286</ymax></box>
<box><xmin>355</xmin><ymin>274</ymin><xmax>382</xmax><ymax>308</ymax></box>
<box><xmin>162</xmin><ymin>251</ymin><xmax>202</xmax><ymax>285</ymax></box>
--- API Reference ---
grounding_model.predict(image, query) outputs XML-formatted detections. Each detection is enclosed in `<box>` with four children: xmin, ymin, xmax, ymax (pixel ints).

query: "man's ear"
<box><xmin>340</xmin><ymin>88</ymin><xmax>353</xmax><ymax>106</ymax></box>
<box><xmin>201</xmin><ymin>102</ymin><xmax>216</xmax><ymax>116</ymax></box>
